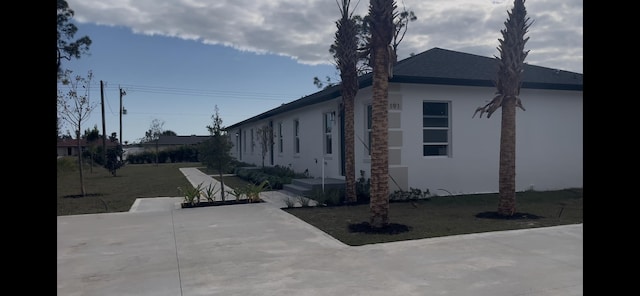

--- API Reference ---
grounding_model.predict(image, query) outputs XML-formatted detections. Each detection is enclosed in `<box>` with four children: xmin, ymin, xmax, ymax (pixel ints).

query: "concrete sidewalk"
<box><xmin>57</xmin><ymin>168</ymin><xmax>583</xmax><ymax>296</ymax></box>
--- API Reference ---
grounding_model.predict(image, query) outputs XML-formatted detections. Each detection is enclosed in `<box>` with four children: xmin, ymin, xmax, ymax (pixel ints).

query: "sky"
<box><xmin>58</xmin><ymin>0</ymin><xmax>583</xmax><ymax>145</ymax></box>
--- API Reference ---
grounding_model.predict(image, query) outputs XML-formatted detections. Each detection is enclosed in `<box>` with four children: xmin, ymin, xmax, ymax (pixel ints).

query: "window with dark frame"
<box><xmin>324</xmin><ymin>112</ymin><xmax>332</xmax><ymax>155</ymax></box>
<box><xmin>294</xmin><ymin>119</ymin><xmax>300</xmax><ymax>154</ymax></box>
<box><xmin>278</xmin><ymin>122</ymin><xmax>283</xmax><ymax>153</ymax></box>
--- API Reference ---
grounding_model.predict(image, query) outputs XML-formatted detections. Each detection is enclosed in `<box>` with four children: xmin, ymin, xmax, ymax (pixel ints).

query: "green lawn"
<box><xmin>57</xmin><ymin>156</ymin><xmax>582</xmax><ymax>247</ymax></box>
<box><xmin>57</xmin><ymin>157</ymin><xmax>201</xmax><ymax>216</ymax></box>
<box><xmin>283</xmin><ymin>188</ymin><xmax>582</xmax><ymax>246</ymax></box>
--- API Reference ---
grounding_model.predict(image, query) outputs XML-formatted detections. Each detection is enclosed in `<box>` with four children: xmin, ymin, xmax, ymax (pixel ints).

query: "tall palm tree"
<box><xmin>368</xmin><ymin>0</ymin><xmax>396</xmax><ymax>227</ymax></box>
<box><xmin>473</xmin><ymin>0</ymin><xmax>531</xmax><ymax>216</ymax></box>
<box><xmin>334</xmin><ymin>0</ymin><xmax>359</xmax><ymax>203</ymax></box>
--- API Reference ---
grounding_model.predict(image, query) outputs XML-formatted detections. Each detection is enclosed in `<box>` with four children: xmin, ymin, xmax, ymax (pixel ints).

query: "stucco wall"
<box><xmin>229</xmin><ymin>82</ymin><xmax>583</xmax><ymax>195</ymax></box>
<box><xmin>229</xmin><ymin>99</ymin><xmax>342</xmax><ymax>179</ymax></box>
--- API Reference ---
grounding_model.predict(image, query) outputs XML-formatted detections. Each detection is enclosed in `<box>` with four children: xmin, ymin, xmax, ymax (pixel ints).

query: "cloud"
<box><xmin>67</xmin><ymin>0</ymin><xmax>582</xmax><ymax>73</ymax></box>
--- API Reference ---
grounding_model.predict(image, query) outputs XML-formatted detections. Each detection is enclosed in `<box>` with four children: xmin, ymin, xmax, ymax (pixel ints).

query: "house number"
<box><xmin>389</xmin><ymin>102</ymin><xmax>401</xmax><ymax>110</ymax></box>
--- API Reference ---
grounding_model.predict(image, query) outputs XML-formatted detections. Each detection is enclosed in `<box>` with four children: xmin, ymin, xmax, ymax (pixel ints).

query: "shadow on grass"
<box><xmin>348</xmin><ymin>222</ymin><xmax>412</xmax><ymax>235</ymax></box>
<box><xmin>475</xmin><ymin>212</ymin><xmax>543</xmax><ymax>219</ymax></box>
<box><xmin>63</xmin><ymin>193</ymin><xmax>103</xmax><ymax>198</ymax></box>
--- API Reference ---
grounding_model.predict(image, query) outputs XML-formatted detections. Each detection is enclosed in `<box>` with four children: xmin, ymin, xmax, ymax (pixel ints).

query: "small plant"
<box><xmin>307</xmin><ymin>188</ymin><xmax>343</xmax><ymax>206</ymax></box>
<box><xmin>246</xmin><ymin>180</ymin><xmax>270</xmax><ymax>203</ymax></box>
<box><xmin>178</xmin><ymin>183</ymin><xmax>204</xmax><ymax>205</ymax></box>
<box><xmin>227</xmin><ymin>187</ymin><xmax>246</xmax><ymax>201</ymax></box>
<box><xmin>202</xmin><ymin>183</ymin><xmax>220</xmax><ymax>202</ymax></box>
<box><xmin>296</xmin><ymin>195</ymin><xmax>313</xmax><ymax>207</ymax></box>
<box><xmin>283</xmin><ymin>196</ymin><xmax>296</xmax><ymax>208</ymax></box>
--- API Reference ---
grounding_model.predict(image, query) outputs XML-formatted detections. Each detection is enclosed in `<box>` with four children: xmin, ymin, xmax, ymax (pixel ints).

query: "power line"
<box><xmin>58</xmin><ymin>82</ymin><xmax>303</xmax><ymax>101</ymax></box>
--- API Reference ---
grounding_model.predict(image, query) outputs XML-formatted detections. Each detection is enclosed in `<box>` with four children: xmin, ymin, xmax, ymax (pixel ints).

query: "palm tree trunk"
<box><xmin>369</xmin><ymin>44</ymin><xmax>390</xmax><ymax>227</ymax></box>
<box><xmin>343</xmin><ymin>83</ymin><xmax>357</xmax><ymax>203</ymax></box>
<box><xmin>498</xmin><ymin>97</ymin><xmax>516</xmax><ymax>215</ymax></box>
<box><xmin>368</xmin><ymin>0</ymin><xmax>395</xmax><ymax>228</ymax></box>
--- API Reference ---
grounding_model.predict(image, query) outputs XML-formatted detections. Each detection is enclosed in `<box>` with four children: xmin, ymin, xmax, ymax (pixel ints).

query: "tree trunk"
<box><xmin>218</xmin><ymin>171</ymin><xmax>226</xmax><ymax>201</ymax></box>
<box><xmin>498</xmin><ymin>96</ymin><xmax>516</xmax><ymax>216</ymax></box>
<box><xmin>155</xmin><ymin>140</ymin><xmax>159</xmax><ymax>166</ymax></box>
<box><xmin>76</xmin><ymin>130</ymin><xmax>86</xmax><ymax>196</ymax></box>
<box><xmin>343</xmin><ymin>86</ymin><xmax>357</xmax><ymax>203</ymax></box>
<box><xmin>369</xmin><ymin>44</ymin><xmax>390</xmax><ymax>227</ymax></box>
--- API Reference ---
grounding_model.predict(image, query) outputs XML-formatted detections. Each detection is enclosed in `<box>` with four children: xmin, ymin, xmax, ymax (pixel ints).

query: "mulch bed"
<box><xmin>181</xmin><ymin>199</ymin><xmax>264</xmax><ymax>208</ymax></box>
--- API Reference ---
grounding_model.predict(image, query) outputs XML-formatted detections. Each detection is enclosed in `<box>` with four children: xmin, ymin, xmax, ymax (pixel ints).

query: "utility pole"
<box><xmin>101</xmin><ymin>80</ymin><xmax>106</xmax><ymax>161</ymax></box>
<box><xmin>119</xmin><ymin>86</ymin><xmax>126</xmax><ymax>162</ymax></box>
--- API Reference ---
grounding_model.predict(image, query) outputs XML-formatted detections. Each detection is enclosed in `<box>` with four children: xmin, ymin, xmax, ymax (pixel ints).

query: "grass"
<box><xmin>57</xmin><ymin>157</ymin><xmax>201</xmax><ymax>216</ymax></box>
<box><xmin>58</xmin><ymin>157</ymin><xmax>582</xmax><ymax>247</ymax></box>
<box><xmin>196</xmin><ymin>167</ymin><xmax>254</xmax><ymax>190</ymax></box>
<box><xmin>283</xmin><ymin>188</ymin><xmax>583</xmax><ymax>246</ymax></box>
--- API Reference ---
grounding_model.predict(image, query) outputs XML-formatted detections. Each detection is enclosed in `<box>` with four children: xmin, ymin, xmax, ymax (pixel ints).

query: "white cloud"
<box><xmin>67</xmin><ymin>0</ymin><xmax>583</xmax><ymax>73</ymax></box>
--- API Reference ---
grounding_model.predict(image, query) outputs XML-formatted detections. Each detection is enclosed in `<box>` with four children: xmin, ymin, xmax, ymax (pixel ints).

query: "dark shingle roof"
<box><xmin>155</xmin><ymin>135</ymin><xmax>210</xmax><ymax>145</ymax></box>
<box><xmin>57</xmin><ymin>138</ymin><xmax>119</xmax><ymax>147</ymax></box>
<box><xmin>226</xmin><ymin>47</ymin><xmax>582</xmax><ymax>129</ymax></box>
<box><xmin>390</xmin><ymin>47</ymin><xmax>583</xmax><ymax>89</ymax></box>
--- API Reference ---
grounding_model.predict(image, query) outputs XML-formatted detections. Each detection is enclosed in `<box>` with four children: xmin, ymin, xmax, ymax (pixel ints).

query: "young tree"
<box><xmin>143</xmin><ymin>119</ymin><xmax>165</xmax><ymax>166</ymax></box>
<box><xmin>473</xmin><ymin>0</ymin><xmax>531</xmax><ymax>217</ymax></box>
<box><xmin>200</xmin><ymin>106</ymin><xmax>234</xmax><ymax>201</ymax></box>
<box><xmin>57</xmin><ymin>0</ymin><xmax>92</xmax><ymax>78</ymax></box>
<box><xmin>105</xmin><ymin>132</ymin><xmax>125</xmax><ymax>176</ymax></box>
<box><xmin>334</xmin><ymin>0</ymin><xmax>360</xmax><ymax>203</ymax></box>
<box><xmin>57</xmin><ymin>70</ymin><xmax>96</xmax><ymax>196</ymax></box>
<box><xmin>256</xmin><ymin>125</ymin><xmax>274</xmax><ymax>168</ymax></box>
<box><xmin>83</xmin><ymin>125</ymin><xmax>101</xmax><ymax>173</ymax></box>
<box><xmin>368</xmin><ymin>0</ymin><xmax>396</xmax><ymax>228</ymax></box>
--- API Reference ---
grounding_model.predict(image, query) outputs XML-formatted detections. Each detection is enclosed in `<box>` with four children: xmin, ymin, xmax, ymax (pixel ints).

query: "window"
<box><xmin>366</xmin><ymin>104</ymin><xmax>372</xmax><ymax>156</ymax></box>
<box><xmin>423</xmin><ymin>101</ymin><xmax>450</xmax><ymax>156</ymax></box>
<box><xmin>278</xmin><ymin>122</ymin><xmax>283</xmax><ymax>153</ymax></box>
<box><xmin>324</xmin><ymin>112</ymin><xmax>333</xmax><ymax>154</ymax></box>
<box><xmin>294</xmin><ymin>119</ymin><xmax>300</xmax><ymax>154</ymax></box>
<box><xmin>243</xmin><ymin>130</ymin><xmax>246</xmax><ymax>153</ymax></box>
<box><xmin>250</xmin><ymin>129</ymin><xmax>254</xmax><ymax>153</ymax></box>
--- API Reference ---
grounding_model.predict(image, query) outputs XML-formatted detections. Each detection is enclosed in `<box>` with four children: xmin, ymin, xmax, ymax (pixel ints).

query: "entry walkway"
<box><xmin>57</xmin><ymin>167</ymin><xmax>583</xmax><ymax>296</ymax></box>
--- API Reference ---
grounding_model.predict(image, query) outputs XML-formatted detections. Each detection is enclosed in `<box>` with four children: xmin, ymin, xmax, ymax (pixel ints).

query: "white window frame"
<box><xmin>422</xmin><ymin>101</ymin><xmax>451</xmax><ymax>157</ymax></box>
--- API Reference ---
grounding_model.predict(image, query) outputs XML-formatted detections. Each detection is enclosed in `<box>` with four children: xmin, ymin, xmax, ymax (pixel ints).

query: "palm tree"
<box><xmin>368</xmin><ymin>0</ymin><xmax>396</xmax><ymax>227</ymax></box>
<box><xmin>473</xmin><ymin>0</ymin><xmax>531</xmax><ymax>216</ymax></box>
<box><xmin>334</xmin><ymin>0</ymin><xmax>359</xmax><ymax>203</ymax></box>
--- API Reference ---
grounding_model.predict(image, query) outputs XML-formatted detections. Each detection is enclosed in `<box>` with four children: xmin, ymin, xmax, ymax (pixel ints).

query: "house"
<box><xmin>225</xmin><ymin>47</ymin><xmax>583</xmax><ymax>195</ymax></box>
<box><xmin>57</xmin><ymin>138</ymin><xmax>120</xmax><ymax>157</ymax></box>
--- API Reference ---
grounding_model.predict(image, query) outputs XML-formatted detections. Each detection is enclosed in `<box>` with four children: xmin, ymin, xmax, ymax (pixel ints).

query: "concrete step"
<box><xmin>282</xmin><ymin>183</ymin><xmax>311</xmax><ymax>196</ymax></box>
<box><xmin>285</xmin><ymin>178</ymin><xmax>346</xmax><ymax>196</ymax></box>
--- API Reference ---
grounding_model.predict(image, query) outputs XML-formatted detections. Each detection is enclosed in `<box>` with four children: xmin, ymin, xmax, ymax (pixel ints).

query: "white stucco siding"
<box><xmin>395</xmin><ymin>83</ymin><xmax>582</xmax><ymax>195</ymax></box>
<box><xmin>228</xmin><ymin>100</ymin><xmax>343</xmax><ymax>179</ymax></box>
<box><xmin>513</xmin><ymin>88</ymin><xmax>583</xmax><ymax>192</ymax></box>
<box><xmin>229</xmin><ymin>81</ymin><xmax>582</xmax><ymax>195</ymax></box>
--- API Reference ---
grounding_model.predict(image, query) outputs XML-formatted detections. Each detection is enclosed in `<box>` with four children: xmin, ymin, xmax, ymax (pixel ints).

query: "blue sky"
<box><xmin>58</xmin><ymin>0</ymin><xmax>582</xmax><ymax>145</ymax></box>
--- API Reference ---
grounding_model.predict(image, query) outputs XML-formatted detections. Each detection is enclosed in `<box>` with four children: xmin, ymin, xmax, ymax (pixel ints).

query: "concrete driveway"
<box><xmin>57</xmin><ymin>168</ymin><xmax>583</xmax><ymax>296</ymax></box>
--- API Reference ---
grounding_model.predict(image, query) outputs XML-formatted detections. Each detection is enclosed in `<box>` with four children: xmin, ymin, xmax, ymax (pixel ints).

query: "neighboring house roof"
<box><xmin>226</xmin><ymin>47</ymin><xmax>583</xmax><ymax>129</ymax></box>
<box><xmin>149</xmin><ymin>135</ymin><xmax>210</xmax><ymax>146</ymax></box>
<box><xmin>57</xmin><ymin>138</ymin><xmax>119</xmax><ymax>148</ymax></box>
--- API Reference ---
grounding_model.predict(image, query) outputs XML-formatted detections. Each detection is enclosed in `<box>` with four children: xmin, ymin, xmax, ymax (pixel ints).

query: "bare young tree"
<box><xmin>144</xmin><ymin>119</ymin><xmax>165</xmax><ymax>166</ymax></box>
<box><xmin>57</xmin><ymin>70</ymin><xmax>96</xmax><ymax>196</ymax></box>
<box><xmin>256</xmin><ymin>125</ymin><xmax>274</xmax><ymax>168</ymax></box>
